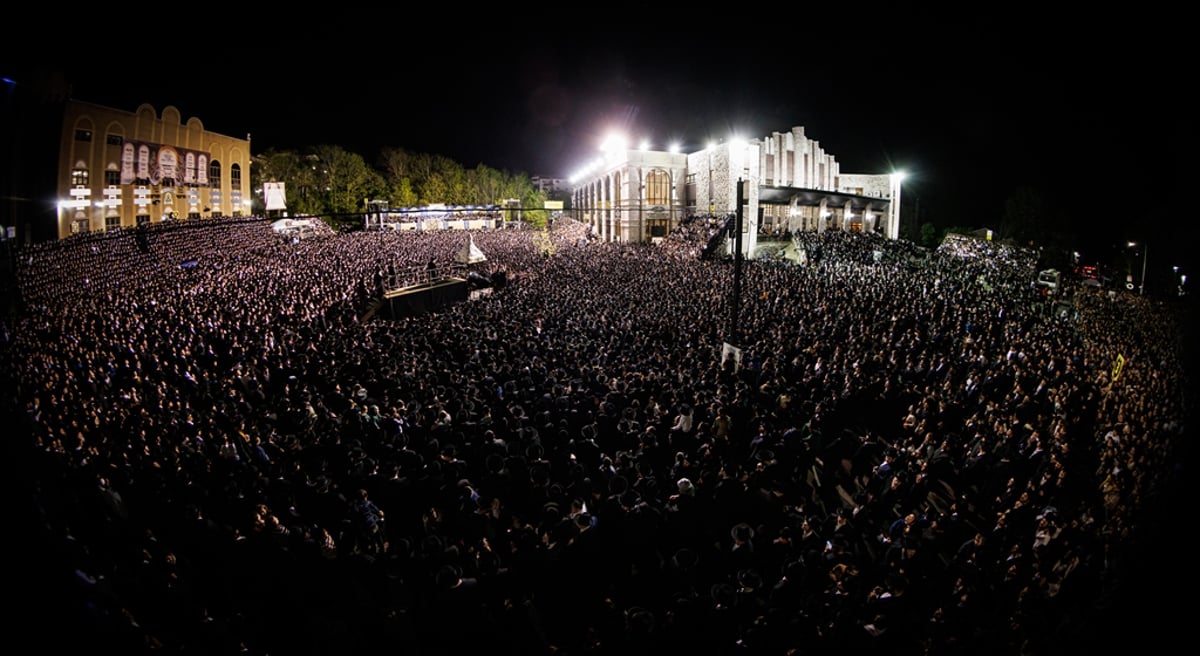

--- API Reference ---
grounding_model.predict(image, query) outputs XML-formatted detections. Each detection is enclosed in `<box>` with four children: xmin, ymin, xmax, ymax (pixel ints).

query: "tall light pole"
<box><xmin>888</xmin><ymin>171</ymin><xmax>905</xmax><ymax>240</ymax></box>
<box><xmin>1128</xmin><ymin>241</ymin><xmax>1148</xmax><ymax>295</ymax></box>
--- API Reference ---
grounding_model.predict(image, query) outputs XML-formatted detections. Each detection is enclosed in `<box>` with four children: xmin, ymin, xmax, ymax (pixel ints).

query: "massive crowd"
<box><xmin>2</xmin><ymin>215</ymin><xmax>1192</xmax><ymax>655</ymax></box>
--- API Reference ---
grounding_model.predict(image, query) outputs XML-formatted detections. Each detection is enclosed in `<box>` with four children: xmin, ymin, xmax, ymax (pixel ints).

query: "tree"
<box><xmin>377</xmin><ymin>148</ymin><xmax>422</xmax><ymax>208</ymax></box>
<box><xmin>416</xmin><ymin>155</ymin><xmax>463</xmax><ymax>205</ymax></box>
<box><xmin>252</xmin><ymin>142</ymin><xmax>547</xmax><ymax>228</ymax></box>
<box><xmin>521</xmin><ymin>188</ymin><xmax>549</xmax><ymax>230</ymax></box>
<box><xmin>393</xmin><ymin>177</ymin><xmax>419</xmax><ymax>209</ymax></box>
<box><xmin>469</xmin><ymin>164</ymin><xmax>505</xmax><ymax>206</ymax></box>
<box><xmin>999</xmin><ymin>185</ymin><xmax>1047</xmax><ymax>247</ymax></box>
<box><xmin>309</xmin><ymin>145</ymin><xmax>386</xmax><ymax>222</ymax></box>
<box><xmin>252</xmin><ymin>149</ymin><xmax>322</xmax><ymax>216</ymax></box>
<box><xmin>919</xmin><ymin>222</ymin><xmax>938</xmax><ymax>247</ymax></box>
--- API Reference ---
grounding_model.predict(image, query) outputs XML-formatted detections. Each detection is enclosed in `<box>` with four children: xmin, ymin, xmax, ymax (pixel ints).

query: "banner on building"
<box><xmin>120</xmin><ymin>140</ymin><xmax>212</xmax><ymax>187</ymax></box>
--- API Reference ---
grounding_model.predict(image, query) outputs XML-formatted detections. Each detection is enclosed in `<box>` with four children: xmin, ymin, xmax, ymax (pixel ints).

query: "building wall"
<box><xmin>570</xmin><ymin>125</ymin><xmax>894</xmax><ymax>246</ymax></box>
<box><xmin>758</xmin><ymin>126</ymin><xmax>840</xmax><ymax>190</ymax></box>
<box><xmin>57</xmin><ymin>100</ymin><xmax>251</xmax><ymax>239</ymax></box>
<box><xmin>685</xmin><ymin>141</ymin><xmax>759</xmax><ymax>255</ymax></box>
<box><xmin>838</xmin><ymin>173</ymin><xmax>890</xmax><ymax>199</ymax></box>
<box><xmin>532</xmin><ymin>176</ymin><xmax>569</xmax><ymax>194</ymax></box>
<box><xmin>572</xmin><ymin>149</ymin><xmax>690</xmax><ymax>243</ymax></box>
<box><xmin>838</xmin><ymin>173</ymin><xmax>896</xmax><ymax>234</ymax></box>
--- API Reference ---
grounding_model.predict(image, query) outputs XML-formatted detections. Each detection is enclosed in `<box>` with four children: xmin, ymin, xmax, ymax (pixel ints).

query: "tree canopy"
<box><xmin>253</xmin><ymin>145</ymin><xmax>547</xmax><ymax>229</ymax></box>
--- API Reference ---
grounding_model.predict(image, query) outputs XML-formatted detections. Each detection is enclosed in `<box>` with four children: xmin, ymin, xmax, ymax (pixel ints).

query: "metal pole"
<box><xmin>1140</xmin><ymin>243</ymin><xmax>1148</xmax><ymax>295</ymax></box>
<box><xmin>730</xmin><ymin>179</ymin><xmax>744</xmax><ymax>343</ymax></box>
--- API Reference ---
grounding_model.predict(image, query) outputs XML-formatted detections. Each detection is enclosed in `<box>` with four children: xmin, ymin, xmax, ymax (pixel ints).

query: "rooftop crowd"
<box><xmin>2</xmin><ymin>215</ymin><xmax>1192</xmax><ymax>655</ymax></box>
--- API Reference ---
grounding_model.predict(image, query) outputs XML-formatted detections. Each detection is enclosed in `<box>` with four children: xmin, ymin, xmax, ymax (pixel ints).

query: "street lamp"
<box><xmin>889</xmin><ymin>171</ymin><xmax>905</xmax><ymax>240</ymax></box>
<box><xmin>1127</xmin><ymin>241</ymin><xmax>1148</xmax><ymax>295</ymax></box>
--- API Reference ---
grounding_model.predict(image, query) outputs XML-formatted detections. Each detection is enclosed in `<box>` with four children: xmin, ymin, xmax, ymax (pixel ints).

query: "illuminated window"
<box><xmin>645</xmin><ymin>170</ymin><xmax>670</xmax><ymax>206</ymax></box>
<box><xmin>71</xmin><ymin>168</ymin><xmax>89</xmax><ymax>186</ymax></box>
<box><xmin>209</xmin><ymin>160</ymin><xmax>222</xmax><ymax>188</ymax></box>
<box><xmin>75</xmin><ymin>129</ymin><xmax>92</xmax><ymax>142</ymax></box>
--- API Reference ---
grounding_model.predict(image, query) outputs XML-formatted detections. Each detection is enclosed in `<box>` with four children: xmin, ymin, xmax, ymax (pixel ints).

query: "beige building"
<box><xmin>56</xmin><ymin>100</ymin><xmax>251</xmax><ymax>238</ymax></box>
<box><xmin>569</xmin><ymin>126</ymin><xmax>902</xmax><ymax>255</ymax></box>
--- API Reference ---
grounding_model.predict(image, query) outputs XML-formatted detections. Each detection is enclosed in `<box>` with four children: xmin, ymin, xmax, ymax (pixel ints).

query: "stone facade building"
<box><xmin>569</xmin><ymin>126</ymin><xmax>902</xmax><ymax>255</ymax></box>
<box><xmin>56</xmin><ymin>100</ymin><xmax>251</xmax><ymax>238</ymax></box>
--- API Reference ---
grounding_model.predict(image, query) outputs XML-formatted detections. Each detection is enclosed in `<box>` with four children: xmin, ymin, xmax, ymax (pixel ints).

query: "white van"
<box><xmin>1037</xmin><ymin>269</ymin><xmax>1061</xmax><ymax>290</ymax></box>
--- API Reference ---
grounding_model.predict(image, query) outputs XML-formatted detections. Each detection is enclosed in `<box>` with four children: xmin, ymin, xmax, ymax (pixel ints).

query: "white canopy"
<box><xmin>271</xmin><ymin>218</ymin><xmax>315</xmax><ymax>233</ymax></box>
<box><xmin>456</xmin><ymin>234</ymin><xmax>487</xmax><ymax>264</ymax></box>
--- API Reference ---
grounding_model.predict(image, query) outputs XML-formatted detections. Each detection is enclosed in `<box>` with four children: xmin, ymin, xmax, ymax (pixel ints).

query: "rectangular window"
<box><xmin>105</xmin><ymin>170</ymin><xmax>120</xmax><ymax>186</ymax></box>
<box><xmin>75</xmin><ymin>129</ymin><xmax>93</xmax><ymax>142</ymax></box>
<box><xmin>685</xmin><ymin>173</ymin><xmax>696</xmax><ymax>185</ymax></box>
<box><xmin>106</xmin><ymin>135</ymin><xmax>123</xmax><ymax>146</ymax></box>
<box><xmin>71</xmin><ymin>169</ymin><xmax>89</xmax><ymax>186</ymax></box>
<box><xmin>105</xmin><ymin>215</ymin><xmax>122</xmax><ymax>230</ymax></box>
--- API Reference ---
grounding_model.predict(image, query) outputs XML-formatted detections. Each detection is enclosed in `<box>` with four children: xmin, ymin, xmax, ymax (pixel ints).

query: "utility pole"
<box><xmin>1140</xmin><ymin>243</ymin><xmax>1148</xmax><ymax>296</ymax></box>
<box><xmin>729</xmin><ymin>179</ymin><xmax>745</xmax><ymax>343</ymax></box>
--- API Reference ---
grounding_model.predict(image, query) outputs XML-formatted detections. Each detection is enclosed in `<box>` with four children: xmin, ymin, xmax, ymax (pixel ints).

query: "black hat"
<box><xmin>738</xmin><ymin>569</ymin><xmax>762</xmax><ymax>589</ymax></box>
<box><xmin>731</xmin><ymin>522</ymin><xmax>755</xmax><ymax>542</ymax></box>
<box><xmin>711</xmin><ymin>583</ymin><xmax>736</xmax><ymax>607</ymax></box>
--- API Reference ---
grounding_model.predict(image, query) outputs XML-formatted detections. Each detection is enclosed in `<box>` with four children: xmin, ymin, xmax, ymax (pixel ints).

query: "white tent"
<box><xmin>271</xmin><ymin>218</ymin><xmax>314</xmax><ymax>234</ymax></box>
<box><xmin>456</xmin><ymin>234</ymin><xmax>487</xmax><ymax>264</ymax></box>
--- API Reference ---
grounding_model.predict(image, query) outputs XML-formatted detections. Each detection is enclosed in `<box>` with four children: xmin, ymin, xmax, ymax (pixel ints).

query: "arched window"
<box><xmin>185</xmin><ymin>152</ymin><xmax>197</xmax><ymax>185</ymax></box>
<box><xmin>209</xmin><ymin>160</ymin><xmax>221</xmax><ymax>188</ymax></box>
<box><xmin>646</xmin><ymin>169</ymin><xmax>670</xmax><ymax>206</ymax></box>
<box><xmin>230</xmin><ymin>163</ymin><xmax>243</xmax><ymax>216</ymax></box>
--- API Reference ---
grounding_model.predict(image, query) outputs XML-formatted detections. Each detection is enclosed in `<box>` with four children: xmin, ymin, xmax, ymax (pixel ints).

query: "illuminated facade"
<box><xmin>569</xmin><ymin>126</ymin><xmax>902</xmax><ymax>253</ymax></box>
<box><xmin>570</xmin><ymin>148</ymin><xmax>690</xmax><ymax>244</ymax></box>
<box><xmin>56</xmin><ymin>100</ymin><xmax>251</xmax><ymax>238</ymax></box>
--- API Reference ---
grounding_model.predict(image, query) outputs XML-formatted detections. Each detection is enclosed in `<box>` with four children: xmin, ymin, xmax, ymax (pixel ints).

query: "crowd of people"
<box><xmin>659</xmin><ymin>214</ymin><xmax>732</xmax><ymax>258</ymax></box>
<box><xmin>2</xmin><ymin>215</ymin><xmax>1192</xmax><ymax>655</ymax></box>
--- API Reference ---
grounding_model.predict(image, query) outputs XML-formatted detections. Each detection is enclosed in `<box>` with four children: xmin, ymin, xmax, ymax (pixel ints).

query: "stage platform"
<box><xmin>377</xmin><ymin>277</ymin><xmax>468</xmax><ymax>318</ymax></box>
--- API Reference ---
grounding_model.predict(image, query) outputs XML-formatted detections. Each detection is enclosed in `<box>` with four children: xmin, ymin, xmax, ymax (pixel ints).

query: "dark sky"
<box><xmin>4</xmin><ymin>19</ymin><xmax>1194</xmax><ymax>273</ymax></box>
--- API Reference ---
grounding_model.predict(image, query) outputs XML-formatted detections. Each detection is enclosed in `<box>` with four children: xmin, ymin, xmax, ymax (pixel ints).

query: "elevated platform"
<box><xmin>377</xmin><ymin>277</ymin><xmax>468</xmax><ymax>319</ymax></box>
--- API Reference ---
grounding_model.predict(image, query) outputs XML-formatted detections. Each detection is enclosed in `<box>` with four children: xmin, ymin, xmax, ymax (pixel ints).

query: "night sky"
<box><xmin>4</xmin><ymin>18</ymin><xmax>1194</xmax><ymax>272</ymax></box>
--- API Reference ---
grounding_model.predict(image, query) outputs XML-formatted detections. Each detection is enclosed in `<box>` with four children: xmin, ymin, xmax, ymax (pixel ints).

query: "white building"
<box><xmin>569</xmin><ymin>126</ymin><xmax>902</xmax><ymax>255</ymax></box>
<box><xmin>531</xmin><ymin>176</ymin><xmax>570</xmax><ymax>194</ymax></box>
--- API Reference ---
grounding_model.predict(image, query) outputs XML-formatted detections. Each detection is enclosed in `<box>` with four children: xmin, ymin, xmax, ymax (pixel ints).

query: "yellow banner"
<box><xmin>1112</xmin><ymin>354</ymin><xmax>1125</xmax><ymax>381</ymax></box>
